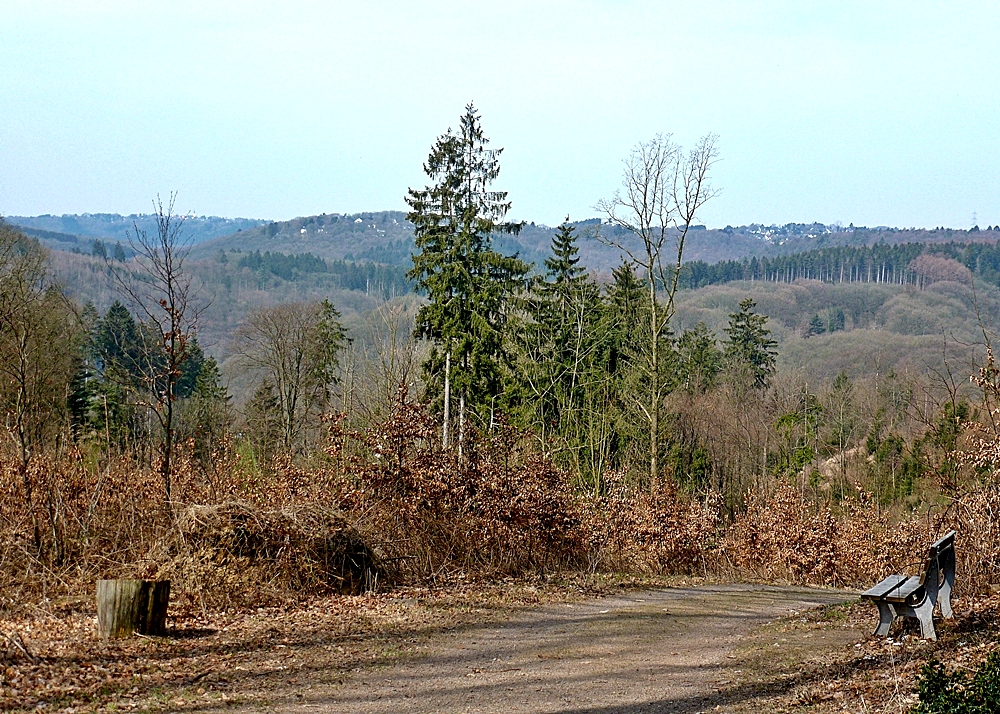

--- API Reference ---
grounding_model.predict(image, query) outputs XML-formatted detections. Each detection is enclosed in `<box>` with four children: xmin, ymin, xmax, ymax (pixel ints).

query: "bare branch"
<box><xmin>102</xmin><ymin>193</ymin><xmax>202</xmax><ymax>511</ymax></box>
<box><xmin>596</xmin><ymin>132</ymin><xmax>719</xmax><ymax>482</ymax></box>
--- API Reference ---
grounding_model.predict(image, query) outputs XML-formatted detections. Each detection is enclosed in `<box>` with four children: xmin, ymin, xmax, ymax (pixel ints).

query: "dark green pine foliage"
<box><xmin>587</xmin><ymin>263</ymin><xmax>651</xmax><ymax>478</ymax></box>
<box><xmin>80</xmin><ymin>301</ymin><xmax>145</xmax><ymax>444</ymax></box>
<box><xmin>603</xmin><ymin>263</ymin><xmax>645</xmax><ymax>377</ymax></box>
<box><xmin>182</xmin><ymin>354</ymin><xmax>231</xmax><ymax>463</ymax></box>
<box><xmin>513</xmin><ymin>219</ymin><xmax>601</xmax><ymax>458</ymax></box>
<box><xmin>542</xmin><ymin>219</ymin><xmax>589</xmax><ymax>315</ymax></box>
<box><xmin>517</xmin><ymin>258</ymin><xmax>654</xmax><ymax>488</ymax></box>
<box><xmin>68</xmin><ymin>302</ymin><xmax>100</xmax><ymax>438</ymax></box>
<box><xmin>828</xmin><ymin>308</ymin><xmax>846</xmax><ymax>332</ymax></box>
<box><xmin>174</xmin><ymin>339</ymin><xmax>207</xmax><ymax>399</ymax></box>
<box><xmin>676</xmin><ymin>322</ymin><xmax>722</xmax><ymax>393</ymax></box>
<box><xmin>807</xmin><ymin>314</ymin><xmax>826</xmax><ymax>336</ymax></box>
<box><xmin>78</xmin><ymin>302</ymin><xmax>219</xmax><ymax>448</ymax></box>
<box><xmin>312</xmin><ymin>299</ymin><xmax>350</xmax><ymax>398</ymax></box>
<box><xmin>724</xmin><ymin>298</ymin><xmax>777</xmax><ymax>390</ymax></box>
<box><xmin>406</xmin><ymin>104</ymin><xmax>530</xmax><ymax>428</ymax></box>
<box><xmin>94</xmin><ymin>301</ymin><xmax>145</xmax><ymax>386</ymax></box>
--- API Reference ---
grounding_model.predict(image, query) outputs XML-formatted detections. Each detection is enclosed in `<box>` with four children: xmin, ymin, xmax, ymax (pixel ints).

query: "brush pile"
<box><xmin>143</xmin><ymin>502</ymin><xmax>381</xmax><ymax>607</ymax></box>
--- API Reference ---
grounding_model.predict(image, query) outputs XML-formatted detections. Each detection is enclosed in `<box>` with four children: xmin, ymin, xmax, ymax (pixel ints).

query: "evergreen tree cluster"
<box><xmin>680</xmin><ymin>240</ymin><xmax>1000</xmax><ymax>289</ymax></box>
<box><xmin>406</xmin><ymin>106</ymin><xmax>771</xmax><ymax>483</ymax></box>
<box><xmin>235</xmin><ymin>249</ymin><xmax>411</xmax><ymax>296</ymax></box>
<box><xmin>70</xmin><ymin>300</ymin><xmax>229</xmax><ymax>457</ymax></box>
<box><xmin>506</xmin><ymin>233</ymin><xmax>779</xmax><ymax>485</ymax></box>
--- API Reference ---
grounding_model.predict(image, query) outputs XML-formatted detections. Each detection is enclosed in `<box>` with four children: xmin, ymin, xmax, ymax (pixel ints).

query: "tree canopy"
<box><xmin>406</xmin><ymin>104</ymin><xmax>529</xmax><ymax>437</ymax></box>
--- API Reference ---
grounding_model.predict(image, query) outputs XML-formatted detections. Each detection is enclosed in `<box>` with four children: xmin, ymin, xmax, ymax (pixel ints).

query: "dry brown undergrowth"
<box><xmin>5</xmin><ymin>391</ymin><xmax>1000</xmax><ymax>712</ymax></box>
<box><xmin>5</xmin><ymin>394</ymin><xmax>1000</xmax><ymax>609</ymax></box>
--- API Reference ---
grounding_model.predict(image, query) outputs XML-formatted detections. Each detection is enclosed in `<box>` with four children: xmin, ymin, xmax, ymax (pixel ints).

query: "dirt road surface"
<box><xmin>246</xmin><ymin>584</ymin><xmax>852</xmax><ymax>714</ymax></box>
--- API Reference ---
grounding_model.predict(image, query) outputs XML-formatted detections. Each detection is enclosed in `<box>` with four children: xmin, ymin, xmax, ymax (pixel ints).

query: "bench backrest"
<box><xmin>921</xmin><ymin>530</ymin><xmax>957</xmax><ymax>592</ymax></box>
<box><xmin>930</xmin><ymin>530</ymin><xmax>956</xmax><ymax>558</ymax></box>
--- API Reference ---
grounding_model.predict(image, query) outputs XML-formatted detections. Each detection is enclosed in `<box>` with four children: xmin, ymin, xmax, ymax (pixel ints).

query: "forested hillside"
<box><xmin>39</xmin><ymin>208</ymin><xmax>1000</xmax><ymax>391</ymax></box>
<box><xmin>47</xmin><ymin>246</ymin><xmax>410</xmax><ymax>357</ymax></box>
<box><xmin>674</xmin><ymin>279</ymin><xmax>994</xmax><ymax>382</ymax></box>
<box><xmin>681</xmin><ymin>237</ymin><xmax>1000</xmax><ymax>289</ymax></box>
<box><xmin>5</xmin><ymin>107</ymin><xmax>1000</xmax><ymax>714</ymax></box>
<box><xmin>8</xmin><ymin>212</ymin><xmax>267</xmax><ymax>246</ymax></box>
<box><xmin>190</xmin><ymin>210</ymin><xmax>1000</xmax><ymax>274</ymax></box>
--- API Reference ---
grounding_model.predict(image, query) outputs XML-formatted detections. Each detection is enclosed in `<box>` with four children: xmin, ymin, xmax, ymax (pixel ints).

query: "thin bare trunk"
<box><xmin>649</xmin><ymin>272</ymin><xmax>659</xmax><ymax>482</ymax></box>
<box><xmin>443</xmin><ymin>351</ymin><xmax>451</xmax><ymax>448</ymax></box>
<box><xmin>458</xmin><ymin>390</ymin><xmax>465</xmax><ymax>464</ymax></box>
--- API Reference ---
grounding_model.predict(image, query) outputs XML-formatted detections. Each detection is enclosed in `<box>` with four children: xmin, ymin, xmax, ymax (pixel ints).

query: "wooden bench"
<box><xmin>860</xmin><ymin>530</ymin><xmax>956</xmax><ymax>641</ymax></box>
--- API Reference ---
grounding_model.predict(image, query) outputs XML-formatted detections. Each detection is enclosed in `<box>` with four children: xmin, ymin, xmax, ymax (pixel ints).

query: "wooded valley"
<box><xmin>3</xmin><ymin>107</ymin><xmax>1000</xmax><ymax>658</ymax></box>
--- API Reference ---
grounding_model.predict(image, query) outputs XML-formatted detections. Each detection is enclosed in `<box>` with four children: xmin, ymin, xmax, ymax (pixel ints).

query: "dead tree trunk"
<box><xmin>96</xmin><ymin>579</ymin><xmax>170</xmax><ymax>638</ymax></box>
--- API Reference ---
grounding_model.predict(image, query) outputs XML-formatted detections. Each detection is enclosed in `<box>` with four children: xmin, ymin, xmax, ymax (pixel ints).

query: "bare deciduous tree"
<box><xmin>342</xmin><ymin>297</ymin><xmax>419</xmax><ymax>423</ymax></box>
<box><xmin>232</xmin><ymin>300</ymin><xmax>348</xmax><ymax>451</ymax></box>
<box><xmin>106</xmin><ymin>194</ymin><xmax>200</xmax><ymax>512</ymax></box>
<box><xmin>597</xmin><ymin>133</ymin><xmax>719</xmax><ymax>482</ymax></box>
<box><xmin>0</xmin><ymin>222</ymin><xmax>81</xmax><ymax>553</ymax></box>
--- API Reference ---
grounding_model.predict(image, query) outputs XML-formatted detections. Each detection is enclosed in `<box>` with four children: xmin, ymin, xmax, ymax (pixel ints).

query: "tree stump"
<box><xmin>96</xmin><ymin>579</ymin><xmax>170</xmax><ymax>638</ymax></box>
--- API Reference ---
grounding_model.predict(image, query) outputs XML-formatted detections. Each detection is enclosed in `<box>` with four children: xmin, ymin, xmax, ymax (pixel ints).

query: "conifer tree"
<box><xmin>542</xmin><ymin>219</ymin><xmax>588</xmax><ymax>314</ymax></box>
<box><xmin>676</xmin><ymin>322</ymin><xmax>722</xmax><ymax>393</ymax></box>
<box><xmin>807</xmin><ymin>314</ymin><xmax>826</xmax><ymax>337</ymax></box>
<box><xmin>512</xmin><ymin>218</ymin><xmax>600</xmax><ymax>456</ymax></box>
<box><xmin>406</xmin><ymin>104</ymin><xmax>529</xmax><ymax>449</ymax></box>
<box><xmin>724</xmin><ymin>298</ymin><xmax>777</xmax><ymax>390</ymax></box>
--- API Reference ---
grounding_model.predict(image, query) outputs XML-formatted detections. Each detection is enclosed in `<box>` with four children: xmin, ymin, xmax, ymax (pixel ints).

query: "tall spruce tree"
<box><xmin>724</xmin><ymin>298</ymin><xmax>777</xmax><ymax>390</ymax></box>
<box><xmin>512</xmin><ymin>218</ymin><xmax>600</xmax><ymax>458</ymax></box>
<box><xmin>676</xmin><ymin>322</ymin><xmax>722</xmax><ymax>393</ymax></box>
<box><xmin>542</xmin><ymin>219</ymin><xmax>589</xmax><ymax>314</ymax></box>
<box><xmin>406</xmin><ymin>104</ymin><xmax>529</xmax><ymax>450</ymax></box>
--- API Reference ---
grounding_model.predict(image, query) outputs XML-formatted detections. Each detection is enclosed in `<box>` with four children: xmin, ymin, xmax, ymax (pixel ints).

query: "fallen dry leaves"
<box><xmin>2</xmin><ymin>577</ymin><xmax>996</xmax><ymax>714</ymax></box>
<box><xmin>0</xmin><ymin>575</ymin><xmax>644</xmax><ymax>713</ymax></box>
<box><xmin>728</xmin><ymin>593</ymin><xmax>1000</xmax><ymax>713</ymax></box>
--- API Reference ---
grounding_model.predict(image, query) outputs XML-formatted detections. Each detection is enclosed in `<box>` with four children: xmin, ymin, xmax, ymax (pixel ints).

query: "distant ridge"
<box><xmin>191</xmin><ymin>211</ymin><xmax>1000</xmax><ymax>274</ymax></box>
<box><xmin>13</xmin><ymin>225</ymin><xmax>85</xmax><ymax>247</ymax></box>
<box><xmin>11</xmin><ymin>210</ymin><xmax>1000</xmax><ymax>275</ymax></box>
<box><xmin>7</xmin><ymin>213</ymin><xmax>268</xmax><ymax>245</ymax></box>
<box><xmin>189</xmin><ymin>211</ymin><xmax>415</xmax><ymax>264</ymax></box>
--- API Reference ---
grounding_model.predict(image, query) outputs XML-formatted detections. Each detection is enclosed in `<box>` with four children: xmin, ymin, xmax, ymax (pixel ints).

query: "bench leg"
<box><xmin>938</xmin><ymin>579</ymin><xmax>954</xmax><ymax>619</ymax></box>
<box><xmin>938</xmin><ymin>546</ymin><xmax>956</xmax><ymax>620</ymax></box>
<box><xmin>873</xmin><ymin>601</ymin><xmax>894</xmax><ymax>636</ymax></box>
<box><xmin>916</xmin><ymin>605</ymin><xmax>937</xmax><ymax>641</ymax></box>
<box><xmin>904</xmin><ymin>599</ymin><xmax>937</xmax><ymax>641</ymax></box>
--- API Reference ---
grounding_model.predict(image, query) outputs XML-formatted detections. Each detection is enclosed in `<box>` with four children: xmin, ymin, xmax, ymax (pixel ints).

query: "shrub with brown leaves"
<box><xmin>586</xmin><ymin>472</ymin><xmax>720</xmax><ymax>575</ymax></box>
<box><xmin>940</xmin><ymin>485</ymin><xmax>1000</xmax><ymax>596</ymax></box>
<box><xmin>721</xmin><ymin>483</ymin><xmax>929</xmax><ymax>588</ymax></box>
<box><xmin>345</xmin><ymin>393</ymin><xmax>586</xmax><ymax>581</ymax></box>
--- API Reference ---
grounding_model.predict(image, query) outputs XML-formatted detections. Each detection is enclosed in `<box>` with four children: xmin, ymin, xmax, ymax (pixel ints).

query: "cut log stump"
<box><xmin>96</xmin><ymin>579</ymin><xmax>170</xmax><ymax>638</ymax></box>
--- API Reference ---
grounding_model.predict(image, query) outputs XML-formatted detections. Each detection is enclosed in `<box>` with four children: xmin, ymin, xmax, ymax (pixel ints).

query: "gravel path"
<box><xmin>265</xmin><ymin>584</ymin><xmax>851</xmax><ymax>714</ymax></box>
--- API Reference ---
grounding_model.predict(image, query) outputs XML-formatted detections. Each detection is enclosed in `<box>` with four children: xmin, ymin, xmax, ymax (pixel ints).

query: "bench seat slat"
<box><xmin>861</xmin><ymin>575</ymin><xmax>909</xmax><ymax>600</ymax></box>
<box><xmin>885</xmin><ymin>575</ymin><xmax>924</xmax><ymax>603</ymax></box>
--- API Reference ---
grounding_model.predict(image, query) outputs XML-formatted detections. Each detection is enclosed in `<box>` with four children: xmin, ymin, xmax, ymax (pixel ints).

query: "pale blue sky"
<box><xmin>2</xmin><ymin>1</ymin><xmax>998</xmax><ymax>228</ymax></box>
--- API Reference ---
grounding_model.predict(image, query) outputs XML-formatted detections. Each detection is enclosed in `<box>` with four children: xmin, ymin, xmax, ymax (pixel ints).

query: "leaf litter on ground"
<box><xmin>0</xmin><ymin>574</ymin><xmax>664</xmax><ymax>713</ymax></box>
<box><xmin>2</xmin><ymin>578</ymin><xmax>999</xmax><ymax>714</ymax></box>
